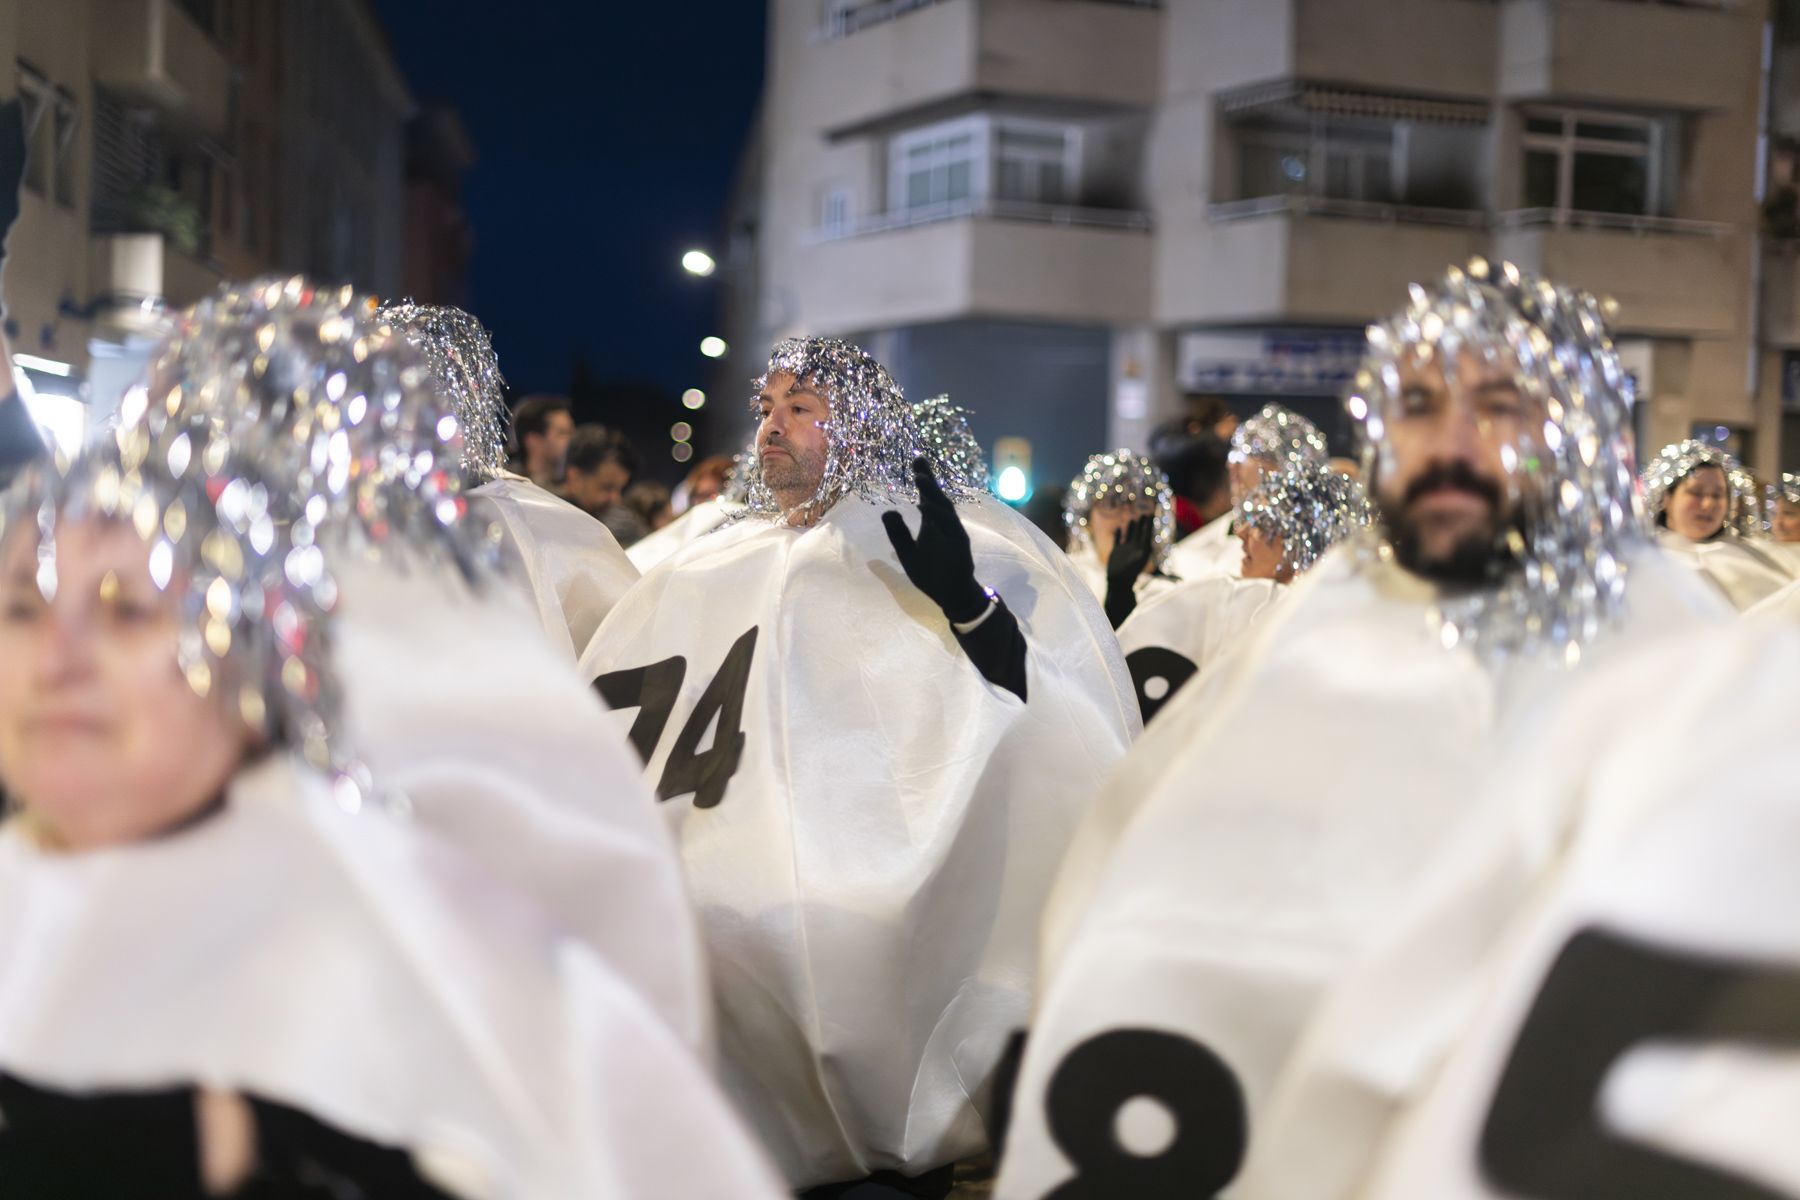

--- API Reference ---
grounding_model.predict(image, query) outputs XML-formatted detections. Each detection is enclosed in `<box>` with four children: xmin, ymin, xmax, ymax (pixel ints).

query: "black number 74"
<box><xmin>593</xmin><ymin>626</ymin><xmax>760</xmax><ymax>810</ymax></box>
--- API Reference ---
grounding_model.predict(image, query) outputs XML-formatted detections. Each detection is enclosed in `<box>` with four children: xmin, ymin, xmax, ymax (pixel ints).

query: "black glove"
<box><xmin>1103</xmin><ymin>514</ymin><xmax>1155</xmax><ymax>629</ymax></box>
<box><xmin>884</xmin><ymin>458</ymin><xmax>1027</xmax><ymax>702</ymax></box>
<box><xmin>882</xmin><ymin>457</ymin><xmax>988</xmax><ymax>624</ymax></box>
<box><xmin>0</xmin><ymin>1072</ymin><xmax>205</xmax><ymax>1198</ymax></box>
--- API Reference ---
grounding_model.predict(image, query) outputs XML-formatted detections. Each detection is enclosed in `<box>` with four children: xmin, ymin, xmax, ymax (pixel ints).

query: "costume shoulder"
<box><xmin>1166</xmin><ymin>512</ymin><xmax>1241</xmax><ymax>582</ymax></box>
<box><xmin>329</xmin><ymin>551</ymin><xmax>710</xmax><ymax>1052</ymax></box>
<box><xmin>472</xmin><ymin>475</ymin><xmax>640</xmax><ymax>655</ymax></box>
<box><xmin>0</xmin><ymin>759</ymin><xmax>784</xmax><ymax>1198</ymax></box>
<box><xmin>625</xmin><ymin>498</ymin><xmax>742</xmax><ymax>572</ymax></box>
<box><xmin>1115</xmin><ymin>573</ymin><xmax>1284</xmax><ymax>722</ymax></box>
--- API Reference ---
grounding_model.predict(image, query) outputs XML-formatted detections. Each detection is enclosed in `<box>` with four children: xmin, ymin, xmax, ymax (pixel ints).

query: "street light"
<box><xmin>700</xmin><ymin>336</ymin><xmax>727</xmax><ymax>359</ymax></box>
<box><xmin>682</xmin><ymin>249</ymin><xmax>717</xmax><ymax>278</ymax></box>
<box><xmin>682</xmin><ymin>388</ymin><xmax>706</xmax><ymax>410</ymax></box>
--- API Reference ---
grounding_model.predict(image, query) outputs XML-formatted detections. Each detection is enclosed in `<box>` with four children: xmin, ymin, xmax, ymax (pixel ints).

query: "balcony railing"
<box><xmin>815</xmin><ymin>0</ymin><xmax>1158</xmax><ymax>41</ymax></box>
<box><xmin>1494</xmin><ymin>207</ymin><xmax>1733</xmax><ymax>237</ymax></box>
<box><xmin>810</xmin><ymin>196</ymin><xmax>1152</xmax><ymax>241</ymax></box>
<box><xmin>1208</xmin><ymin>194</ymin><xmax>1734</xmax><ymax>237</ymax></box>
<box><xmin>1209</xmin><ymin>194</ymin><xmax>1489</xmax><ymax>228</ymax></box>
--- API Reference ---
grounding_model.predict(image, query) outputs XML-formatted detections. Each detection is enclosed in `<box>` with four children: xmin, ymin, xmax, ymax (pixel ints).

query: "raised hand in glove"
<box><xmin>882</xmin><ymin>457</ymin><xmax>989</xmax><ymax>623</ymax></box>
<box><xmin>1102</xmin><ymin>514</ymin><xmax>1156</xmax><ymax>629</ymax></box>
<box><xmin>884</xmin><ymin>457</ymin><xmax>1027</xmax><ymax>701</ymax></box>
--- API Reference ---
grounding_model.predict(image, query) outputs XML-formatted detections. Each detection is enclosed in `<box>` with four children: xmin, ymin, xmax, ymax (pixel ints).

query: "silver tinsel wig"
<box><xmin>1345</xmin><ymin>257</ymin><xmax>1644</xmax><ymax>662</ymax></box>
<box><xmin>1230</xmin><ymin>403</ymin><xmax>1329</xmax><ymax>469</ymax></box>
<box><xmin>1641</xmin><ymin>439</ymin><xmax>1743</xmax><ymax>536</ymax></box>
<box><xmin>0</xmin><ymin>276</ymin><xmax>491</xmax><ymax>803</ymax></box>
<box><xmin>1062</xmin><ymin>449</ymin><xmax>1174</xmax><ymax>566</ymax></box>
<box><xmin>912</xmin><ymin>395</ymin><xmax>990</xmax><ymax>495</ymax></box>
<box><xmin>378</xmin><ymin>300</ymin><xmax>510</xmax><ymax>486</ymax></box>
<box><xmin>744</xmin><ymin>337</ymin><xmax>982</xmax><ymax>519</ymax></box>
<box><xmin>1236</xmin><ymin>458</ymin><xmax>1373</xmax><ymax>577</ymax></box>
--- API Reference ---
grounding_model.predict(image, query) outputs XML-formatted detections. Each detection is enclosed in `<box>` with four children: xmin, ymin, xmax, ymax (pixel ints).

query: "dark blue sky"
<box><xmin>371</xmin><ymin>0</ymin><xmax>766</xmax><ymax>401</ymax></box>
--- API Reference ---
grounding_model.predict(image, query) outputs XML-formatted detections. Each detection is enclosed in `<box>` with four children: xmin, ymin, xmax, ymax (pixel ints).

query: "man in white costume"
<box><xmin>0</xmin><ymin>278</ymin><xmax>780</xmax><ymax>1198</ymax></box>
<box><xmin>381</xmin><ymin>301</ymin><xmax>638</xmax><ymax>658</ymax></box>
<box><xmin>1164</xmin><ymin>403</ymin><xmax>1330</xmax><ymax>583</ymax></box>
<box><xmin>581</xmin><ymin>336</ymin><xmax>1137</xmax><ymax>1194</ymax></box>
<box><xmin>1642</xmin><ymin>439</ymin><xmax>1792</xmax><ymax>612</ymax></box>
<box><xmin>994</xmin><ymin>260</ymin><xmax>1732</xmax><ymax>1200</ymax></box>
<box><xmin>1115</xmin><ymin>459</ymin><xmax>1371</xmax><ymax>722</ymax></box>
<box><xmin>1062</xmin><ymin>449</ymin><xmax>1181</xmax><ymax>628</ymax></box>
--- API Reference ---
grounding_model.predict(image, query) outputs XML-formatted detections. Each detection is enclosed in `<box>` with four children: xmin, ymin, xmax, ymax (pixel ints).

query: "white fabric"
<box><xmin>1355</xmin><ymin>619</ymin><xmax>1800</xmax><ymax>1200</ymax></box>
<box><xmin>625</xmin><ymin>496</ymin><xmax>744</xmax><ymax>572</ymax></box>
<box><xmin>1655</xmin><ymin>527</ymin><xmax>1792</xmax><ymax>612</ymax></box>
<box><xmin>1165</xmin><ymin>511</ymin><xmax>1243</xmax><ymax>582</ymax></box>
<box><xmin>1066</xmin><ymin>542</ymin><xmax>1184</xmax><ymax>608</ymax></box>
<box><xmin>1114</xmin><ymin>574</ymin><xmax>1285</xmax><ymax>722</ymax></box>
<box><xmin>0</xmin><ymin>758</ymin><xmax>785</xmax><ymax>1200</ymax></box>
<box><xmin>580</xmin><ymin>496</ymin><xmax>1137</xmax><ymax>1188</ymax></box>
<box><xmin>330</xmin><ymin>552</ymin><xmax>711</xmax><ymax>1051</ymax></box>
<box><xmin>472</xmin><ymin>474</ymin><xmax>639</xmax><ymax>657</ymax></box>
<box><xmin>996</xmin><ymin>542</ymin><xmax>1732</xmax><ymax>1200</ymax></box>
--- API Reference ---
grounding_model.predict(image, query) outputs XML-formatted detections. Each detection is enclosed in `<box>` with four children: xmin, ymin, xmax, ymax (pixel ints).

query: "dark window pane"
<box><xmin>1575</xmin><ymin>120</ymin><xmax>1651</xmax><ymax>145</ymax></box>
<box><xmin>1525</xmin><ymin>115</ymin><xmax>1565</xmax><ymax>137</ymax></box>
<box><xmin>1524</xmin><ymin>149</ymin><xmax>1561</xmax><ymax>208</ymax></box>
<box><xmin>1571</xmin><ymin>151</ymin><xmax>1647</xmax><ymax>214</ymax></box>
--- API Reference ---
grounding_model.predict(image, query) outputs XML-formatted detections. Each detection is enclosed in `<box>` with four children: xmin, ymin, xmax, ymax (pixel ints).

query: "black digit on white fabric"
<box><xmin>658</xmin><ymin>627</ymin><xmax>759</xmax><ymax>810</ymax></box>
<box><xmin>1125</xmin><ymin>647</ymin><xmax>1197</xmax><ymax>723</ymax></box>
<box><xmin>1480</xmin><ymin>925</ymin><xmax>1800</xmax><ymax>1200</ymax></box>
<box><xmin>593</xmin><ymin>655</ymin><xmax>687</xmax><ymax>764</ymax></box>
<box><xmin>1043</xmin><ymin>1028</ymin><xmax>1247</xmax><ymax>1199</ymax></box>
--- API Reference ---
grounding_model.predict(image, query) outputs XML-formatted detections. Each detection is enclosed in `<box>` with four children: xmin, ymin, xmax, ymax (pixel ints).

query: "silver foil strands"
<box><xmin>912</xmin><ymin>395</ymin><xmax>991</xmax><ymax>496</ymax></box>
<box><xmin>1062</xmin><ymin>449</ymin><xmax>1175</xmax><ymax>566</ymax></box>
<box><xmin>1231</xmin><ymin>402</ymin><xmax>1329</xmax><ymax>469</ymax></box>
<box><xmin>1236</xmin><ymin>459</ymin><xmax>1373</xmax><ymax>577</ymax></box>
<box><xmin>743</xmin><ymin>336</ymin><xmax>981</xmax><ymax>520</ymax></box>
<box><xmin>1641</xmin><ymin>439</ymin><xmax>1745</xmax><ymax>534</ymax></box>
<box><xmin>1345</xmin><ymin>257</ymin><xmax>1644</xmax><ymax>663</ymax></box>
<box><xmin>378</xmin><ymin>300</ymin><xmax>511</xmax><ymax>486</ymax></box>
<box><xmin>1768</xmin><ymin>471</ymin><xmax>1800</xmax><ymax>533</ymax></box>
<box><xmin>0</xmin><ymin>275</ymin><xmax>493</xmax><ymax>805</ymax></box>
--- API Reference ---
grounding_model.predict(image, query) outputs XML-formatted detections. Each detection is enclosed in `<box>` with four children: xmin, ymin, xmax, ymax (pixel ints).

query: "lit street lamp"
<box><xmin>700</xmin><ymin>337</ymin><xmax>727</xmax><ymax>359</ymax></box>
<box><xmin>682</xmin><ymin>249</ymin><xmax>717</xmax><ymax>277</ymax></box>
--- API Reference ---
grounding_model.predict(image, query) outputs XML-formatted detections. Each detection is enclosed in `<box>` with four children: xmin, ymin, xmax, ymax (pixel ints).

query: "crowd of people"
<box><xmin>0</xmin><ymin>248</ymin><xmax>1797</xmax><ymax>1200</ymax></box>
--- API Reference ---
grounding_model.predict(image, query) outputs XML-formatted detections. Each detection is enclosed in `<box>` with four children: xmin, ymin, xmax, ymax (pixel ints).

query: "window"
<box><xmin>995</xmin><ymin>122</ymin><xmax>1074</xmax><ymax>205</ymax></box>
<box><xmin>1520</xmin><ymin>108</ymin><xmax>1662</xmax><ymax>216</ymax></box>
<box><xmin>1235</xmin><ymin>117</ymin><xmax>1398</xmax><ymax>204</ymax></box>
<box><xmin>818</xmin><ymin>185</ymin><xmax>853</xmax><ymax>234</ymax></box>
<box><xmin>887</xmin><ymin>115</ymin><xmax>1082</xmax><ymax>216</ymax></box>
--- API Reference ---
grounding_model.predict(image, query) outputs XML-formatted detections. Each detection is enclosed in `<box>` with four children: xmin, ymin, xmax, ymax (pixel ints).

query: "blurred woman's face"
<box><xmin>0</xmin><ymin>521</ymin><xmax>250</xmax><ymax>851</ymax></box>
<box><xmin>1666</xmin><ymin>466</ymin><xmax>1728</xmax><ymax>542</ymax></box>
<box><xmin>1086</xmin><ymin>496</ymin><xmax>1153</xmax><ymax>569</ymax></box>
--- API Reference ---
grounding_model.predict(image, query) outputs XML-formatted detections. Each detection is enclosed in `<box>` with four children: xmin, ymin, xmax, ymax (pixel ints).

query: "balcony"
<box><xmin>1167</xmin><ymin>0</ymin><xmax>1495</xmax><ymax>100</ymax></box>
<box><xmin>1498</xmin><ymin>0</ymin><xmax>1754</xmax><ymax>111</ymax></box>
<box><xmin>1491</xmin><ymin>209</ymin><xmax>1743</xmax><ymax>336</ymax></box>
<box><xmin>1160</xmin><ymin>196</ymin><xmax>1486</xmax><ymax>326</ymax></box>
<box><xmin>90</xmin><ymin>0</ymin><xmax>229</xmax><ymax>137</ymax></box>
<box><xmin>90</xmin><ymin>231</ymin><xmax>222</xmax><ymax>326</ymax></box>
<box><xmin>799</xmin><ymin>0</ymin><xmax>1160</xmax><ymax>139</ymax></box>
<box><xmin>1761</xmin><ymin>244</ymin><xmax>1800</xmax><ymax>348</ymax></box>
<box><xmin>787</xmin><ymin>199</ymin><xmax>1152</xmax><ymax>333</ymax></box>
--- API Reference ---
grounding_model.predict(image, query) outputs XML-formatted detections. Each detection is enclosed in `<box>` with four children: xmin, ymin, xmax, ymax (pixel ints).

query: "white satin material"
<box><xmin>472</xmin><ymin>475</ymin><xmax>639</xmax><ymax>657</ymax></box>
<box><xmin>1115</xmin><ymin>574</ymin><xmax>1285</xmax><ymax>716</ymax></box>
<box><xmin>997</xmin><ymin>543</ymin><xmax>1731</xmax><ymax>1200</ymax></box>
<box><xmin>625</xmin><ymin>497</ymin><xmax>745</xmax><ymax>572</ymax></box>
<box><xmin>329</xmin><ymin>551</ymin><xmax>710</xmax><ymax>1051</ymax></box>
<box><xmin>0</xmin><ymin>758</ymin><xmax>785</xmax><ymax>1200</ymax></box>
<box><xmin>1165</xmin><ymin>511</ymin><xmax>1243</xmax><ymax>582</ymax></box>
<box><xmin>581</xmin><ymin>497</ymin><xmax>1136</xmax><ymax>1187</ymax></box>
<box><xmin>1656</xmin><ymin>527</ymin><xmax>1793</xmax><ymax>612</ymax></box>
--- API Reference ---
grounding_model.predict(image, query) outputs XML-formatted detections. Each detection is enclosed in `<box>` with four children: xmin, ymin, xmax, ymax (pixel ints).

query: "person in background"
<box><xmin>1643</xmin><ymin>440</ymin><xmax>1792</xmax><ymax>611</ymax></box>
<box><xmin>1154</xmin><ymin>429</ymin><xmax>1232</xmax><ymax>540</ymax></box>
<box><xmin>562</xmin><ymin>425</ymin><xmax>648</xmax><ymax>544</ymax></box>
<box><xmin>677</xmin><ymin>454</ymin><xmax>735</xmax><ymax>513</ymax></box>
<box><xmin>624</xmin><ymin>479</ymin><xmax>674</xmax><ymax>533</ymax></box>
<box><xmin>1062</xmin><ymin>450</ymin><xmax>1180</xmax><ymax>628</ymax></box>
<box><xmin>507</xmin><ymin>394</ymin><xmax>574</xmax><ymax>489</ymax></box>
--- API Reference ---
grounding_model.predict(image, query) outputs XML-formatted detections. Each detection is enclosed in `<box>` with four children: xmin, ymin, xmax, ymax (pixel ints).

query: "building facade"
<box><xmin>740</xmin><ymin>0</ymin><xmax>1777</xmax><ymax>489</ymax></box>
<box><xmin>0</xmin><ymin>0</ymin><xmax>413</xmax><ymax>443</ymax></box>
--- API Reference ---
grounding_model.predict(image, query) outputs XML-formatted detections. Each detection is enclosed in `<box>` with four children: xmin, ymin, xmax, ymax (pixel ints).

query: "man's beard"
<box><xmin>1378</xmin><ymin>461</ymin><xmax>1520</xmax><ymax>588</ymax></box>
<box><xmin>760</xmin><ymin>442</ymin><xmax>828</xmax><ymax>507</ymax></box>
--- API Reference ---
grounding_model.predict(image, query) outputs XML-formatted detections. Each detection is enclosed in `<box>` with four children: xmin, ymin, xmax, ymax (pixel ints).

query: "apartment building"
<box><xmin>1</xmin><ymin>0</ymin><xmax>412</xmax><ymax>445</ymax></box>
<box><xmin>735</xmin><ymin>0</ymin><xmax>1774</xmax><ymax>488</ymax></box>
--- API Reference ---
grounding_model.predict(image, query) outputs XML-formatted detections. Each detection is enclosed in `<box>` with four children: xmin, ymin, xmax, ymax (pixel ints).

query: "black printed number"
<box><xmin>1125</xmin><ymin>647</ymin><xmax>1198</xmax><ymax>723</ymax></box>
<box><xmin>1043</xmin><ymin>1028</ymin><xmax>1247</xmax><ymax>1199</ymax></box>
<box><xmin>1480</xmin><ymin>925</ymin><xmax>1800</xmax><ymax>1200</ymax></box>
<box><xmin>594</xmin><ymin>626</ymin><xmax>759</xmax><ymax>810</ymax></box>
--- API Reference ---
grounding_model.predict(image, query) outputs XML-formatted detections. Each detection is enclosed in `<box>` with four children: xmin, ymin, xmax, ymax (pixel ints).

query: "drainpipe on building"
<box><xmin>1750</xmin><ymin>16</ymin><xmax>1775</xmax><ymax>473</ymax></box>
